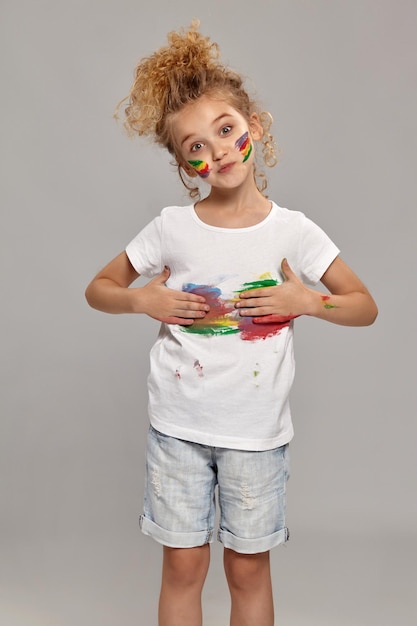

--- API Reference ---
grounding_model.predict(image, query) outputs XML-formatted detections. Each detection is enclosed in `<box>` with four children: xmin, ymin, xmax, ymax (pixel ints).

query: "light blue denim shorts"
<box><xmin>139</xmin><ymin>426</ymin><xmax>290</xmax><ymax>554</ymax></box>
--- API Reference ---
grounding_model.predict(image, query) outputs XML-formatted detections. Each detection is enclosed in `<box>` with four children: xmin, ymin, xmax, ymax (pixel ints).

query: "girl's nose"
<box><xmin>212</xmin><ymin>145</ymin><xmax>227</xmax><ymax>161</ymax></box>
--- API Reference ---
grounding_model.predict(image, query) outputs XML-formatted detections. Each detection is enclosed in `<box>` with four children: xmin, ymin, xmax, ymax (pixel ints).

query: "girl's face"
<box><xmin>171</xmin><ymin>95</ymin><xmax>263</xmax><ymax>190</ymax></box>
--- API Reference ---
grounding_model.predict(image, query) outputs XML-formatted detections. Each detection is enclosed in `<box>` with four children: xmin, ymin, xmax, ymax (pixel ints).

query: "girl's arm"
<box><xmin>85</xmin><ymin>251</ymin><xmax>209</xmax><ymax>325</ymax></box>
<box><xmin>311</xmin><ymin>256</ymin><xmax>378</xmax><ymax>326</ymax></box>
<box><xmin>235</xmin><ymin>256</ymin><xmax>378</xmax><ymax>327</ymax></box>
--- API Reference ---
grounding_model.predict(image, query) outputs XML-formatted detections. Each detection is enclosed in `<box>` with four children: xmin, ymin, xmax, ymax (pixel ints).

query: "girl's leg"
<box><xmin>158</xmin><ymin>544</ymin><xmax>210</xmax><ymax>626</ymax></box>
<box><xmin>223</xmin><ymin>548</ymin><xmax>274</xmax><ymax>626</ymax></box>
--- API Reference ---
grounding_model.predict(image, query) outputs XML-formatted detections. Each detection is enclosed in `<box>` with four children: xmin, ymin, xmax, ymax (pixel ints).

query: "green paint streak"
<box><xmin>253</xmin><ymin>370</ymin><xmax>260</xmax><ymax>377</ymax></box>
<box><xmin>188</xmin><ymin>160</ymin><xmax>204</xmax><ymax>167</ymax></box>
<box><xmin>235</xmin><ymin>278</ymin><xmax>279</xmax><ymax>293</ymax></box>
<box><xmin>242</xmin><ymin>142</ymin><xmax>253</xmax><ymax>162</ymax></box>
<box><xmin>323</xmin><ymin>302</ymin><xmax>338</xmax><ymax>309</ymax></box>
<box><xmin>183</xmin><ymin>325</ymin><xmax>240</xmax><ymax>336</ymax></box>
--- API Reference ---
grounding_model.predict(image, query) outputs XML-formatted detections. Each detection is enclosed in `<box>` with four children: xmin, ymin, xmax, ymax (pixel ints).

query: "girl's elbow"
<box><xmin>364</xmin><ymin>300</ymin><xmax>378</xmax><ymax>326</ymax></box>
<box><xmin>85</xmin><ymin>282</ymin><xmax>97</xmax><ymax>309</ymax></box>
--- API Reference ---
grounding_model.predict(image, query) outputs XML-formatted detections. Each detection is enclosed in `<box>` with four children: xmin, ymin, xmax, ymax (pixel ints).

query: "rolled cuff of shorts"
<box><xmin>140</xmin><ymin>515</ymin><xmax>214</xmax><ymax>548</ymax></box>
<box><xmin>218</xmin><ymin>526</ymin><xmax>289</xmax><ymax>554</ymax></box>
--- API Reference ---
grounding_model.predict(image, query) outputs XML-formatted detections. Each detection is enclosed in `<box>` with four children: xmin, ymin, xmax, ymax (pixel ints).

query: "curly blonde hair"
<box><xmin>116</xmin><ymin>20</ymin><xmax>278</xmax><ymax>197</ymax></box>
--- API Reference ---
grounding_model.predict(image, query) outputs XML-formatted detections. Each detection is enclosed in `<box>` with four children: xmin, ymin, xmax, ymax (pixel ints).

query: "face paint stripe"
<box><xmin>187</xmin><ymin>159</ymin><xmax>210</xmax><ymax>178</ymax></box>
<box><xmin>235</xmin><ymin>132</ymin><xmax>253</xmax><ymax>162</ymax></box>
<box><xmin>235</xmin><ymin>132</ymin><xmax>249</xmax><ymax>150</ymax></box>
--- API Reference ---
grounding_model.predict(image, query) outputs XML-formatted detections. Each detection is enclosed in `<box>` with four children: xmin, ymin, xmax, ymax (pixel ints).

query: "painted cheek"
<box><xmin>235</xmin><ymin>132</ymin><xmax>253</xmax><ymax>162</ymax></box>
<box><xmin>187</xmin><ymin>159</ymin><xmax>211</xmax><ymax>178</ymax></box>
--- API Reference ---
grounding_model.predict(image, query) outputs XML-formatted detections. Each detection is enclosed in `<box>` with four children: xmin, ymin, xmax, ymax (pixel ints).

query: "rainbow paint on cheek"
<box><xmin>235</xmin><ymin>132</ymin><xmax>253</xmax><ymax>162</ymax></box>
<box><xmin>187</xmin><ymin>160</ymin><xmax>211</xmax><ymax>178</ymax></box>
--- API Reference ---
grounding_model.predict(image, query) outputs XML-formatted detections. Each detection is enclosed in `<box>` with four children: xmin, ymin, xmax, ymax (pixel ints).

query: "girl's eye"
<box><xmin>221</xmin><ymin>125</ymin><xmax>232</xmax><ymax>136</ymax></box>
<box><xmin>191</xmin><ymin>142</ymin><xmax>204</xmax><ymax>152</ymax></box>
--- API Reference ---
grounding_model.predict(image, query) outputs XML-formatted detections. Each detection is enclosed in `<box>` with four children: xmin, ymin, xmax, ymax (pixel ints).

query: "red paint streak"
<box><xmin>253</xmin><ymin>314</ymin><xmax>299</xmax><ymax>324</ymax></box>
<box><xmin>239</xmin><ymin>316</ymin><xmax>291</xmax><ymax>341</ymax></box>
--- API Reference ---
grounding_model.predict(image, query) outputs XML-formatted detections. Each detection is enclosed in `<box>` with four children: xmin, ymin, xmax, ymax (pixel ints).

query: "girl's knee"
<box><xmin>224</xmin><ymin>548</ymin><xmax>271</xmax><ymax>591</ymax></box>
<box><xmin>162</xmin><ymin>545</ymin><xmax>210</xmax><ymax>588</ymax></box>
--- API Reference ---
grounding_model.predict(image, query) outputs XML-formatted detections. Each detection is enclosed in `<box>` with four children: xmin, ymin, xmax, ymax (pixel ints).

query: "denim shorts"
<box><xmin>139</xmin><ymin>426</ymin><xmax>290</xmax><ymax>554</ymax></box>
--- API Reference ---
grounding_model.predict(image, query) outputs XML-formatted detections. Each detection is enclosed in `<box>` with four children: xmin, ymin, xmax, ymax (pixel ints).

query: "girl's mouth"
<box><xmin>218</xmin><ymin>162</ymin><xmax>235</xmax><ymax>174</ymax></box>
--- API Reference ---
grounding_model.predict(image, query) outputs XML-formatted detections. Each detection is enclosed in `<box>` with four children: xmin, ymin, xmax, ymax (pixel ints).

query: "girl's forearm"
<box><xmin>85</xmin><ymin>278</ymin><xmax>142</xmax><ymax>314</ymax></box>
<box><xmin>306</xmin><ymin>289</ymin><xmax>378</xmax><ymax>327</ymax></box>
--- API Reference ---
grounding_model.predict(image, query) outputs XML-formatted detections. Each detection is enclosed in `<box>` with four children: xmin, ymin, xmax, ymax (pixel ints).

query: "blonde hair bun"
<box><xmin>117</xmin><ymin>20</ymin><xmax>226</xmax><ymax>140</ymax></box>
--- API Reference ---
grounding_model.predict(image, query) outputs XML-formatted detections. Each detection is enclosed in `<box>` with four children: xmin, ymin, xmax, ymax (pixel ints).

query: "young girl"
<box><xmin>85</xmin><ymin>21</ymin><xmax>377</xmax><ymax>626</ymax></box>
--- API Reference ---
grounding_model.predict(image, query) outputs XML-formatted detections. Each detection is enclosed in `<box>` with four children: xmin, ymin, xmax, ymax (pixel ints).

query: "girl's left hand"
<box><xmin>235</xmin><ymin>258</ymin><xmax>311</xmax><ymax>323</ymax></box>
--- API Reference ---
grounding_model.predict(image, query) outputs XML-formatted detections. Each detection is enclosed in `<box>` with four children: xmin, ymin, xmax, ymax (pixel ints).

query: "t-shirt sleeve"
<box><xmin>297</xmin><ymin>214</ymin><xmax>340</xmax><ymax>285</ymax></box>
<box><xmin>125</xmin><ymin>215</ymin><xmax>163</xmax><ymax>278</ymax></box>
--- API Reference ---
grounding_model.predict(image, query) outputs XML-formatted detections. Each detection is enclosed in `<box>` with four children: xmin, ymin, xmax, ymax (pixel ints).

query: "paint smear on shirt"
<box><xmin>182</xmin><ymin>284</ymin><xmax>239</xmax><ymax>336</ymax></box>
<box><xmin>236</xmin><ymin>274</ymin><xmax>291</xmax><ymax>340</ymax></box>
<box><xmin>181</xmin><ymin>274</ymin><xmax>292</xmax><ymax>341</ymax></box>
<box><xmin>253</xmin><ymin>363</ymin><xmax>260</xmax><ymax>387</ymax></box>
<box><xmin>239</xmin><ymin>316</ymin><xmax>291</xmax><ymax>340</ymax></box>
<box><xmin>193</xmin><ymin>359</ymin><xmax>204</xmax><ymax>377</ymax></box>
<box><xmin>232</xmin><ymin>272</ymin><xmax>280</xmax><ymax>293</ymax></box>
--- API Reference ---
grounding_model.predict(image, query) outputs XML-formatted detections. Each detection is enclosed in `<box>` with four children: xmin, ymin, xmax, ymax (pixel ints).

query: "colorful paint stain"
<box><xmin>180</xmin><ymin>274</ymin><xmax>293</xmax><ymax>341</ymax></box>
<box><xmin>235</xmin><ymin>132</ymin><xmax>253</xmax><ymax>162</ymax></box>
<box><xmin>321</xmin><ymin>295</ymin><xmax>338</xmax><ymax>309</ymax></box>
<box><xmin>239</xmin><ymin>315</ymin><xmax>291</xmax><ymax>341</ymax></box>
<box><xmin>253</xmin><ymin>313</ymin><xmax>299</xmax><ymax>324</ymax></box>
<box><xmin>236</xmin><ymin>274</ymin><xmax>292</xmax><ymax>340</ymax></box>
<box><xmin>187</xmin><ymin>159</ymin><xmax>210</xmax><ymax>178</ymax></box>
<box><xmin>235</xmin><ymin>276</ymin><xmax>279</xmax><ymax>292</ymax></box>
<box><xmin>182</xmin><ymin>284</ymin><xmax>239</xmax><ymax>336</ymax></box>
<box><xmin>193</xmin><ymin>359</ymin><xmax>204</xmax><ymax>377</ymax></box>
<box><xmin>253</xmin><ymin>363</ymin><xmax>260</xmax><ymax>387</ymax></box>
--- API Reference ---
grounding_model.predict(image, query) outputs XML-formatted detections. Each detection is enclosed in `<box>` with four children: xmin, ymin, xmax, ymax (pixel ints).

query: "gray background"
<box><xmin>1</xmin><ymin>1</ymin><xmax>416</xmax><ymax>624</ymax></box>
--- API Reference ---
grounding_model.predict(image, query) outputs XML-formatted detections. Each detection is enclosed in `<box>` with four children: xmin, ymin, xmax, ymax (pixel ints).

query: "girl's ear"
<box><xmin>249</xmin><ymin>113</ymin><xmax>263</xmax><ymax>141</ymax></box>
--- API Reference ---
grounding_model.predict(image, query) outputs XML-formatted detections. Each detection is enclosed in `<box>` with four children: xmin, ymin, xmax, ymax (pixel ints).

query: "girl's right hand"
<box><xmin>138</xmin><ymin>266</ymin><xmax>210</xmax><ymax>325</ymax></box>
<box><xmin>86</xmin><ymin>252</ymin><xmax>209</xmax><ymax>324</ymax></box>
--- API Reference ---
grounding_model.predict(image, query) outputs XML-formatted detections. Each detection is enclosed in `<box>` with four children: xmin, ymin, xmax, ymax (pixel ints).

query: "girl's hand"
<box><xmin>139</xmin><ymin>267</ymin><xmax>210</xmax><ymax>325</ymax></box>
<box><xmin>85</xmin><ymin>253</ymin><xmax>209</xmax><ymax>324</ymax></box>
<box><xmin>235</xmin><ymin>256</ymin><xmax>378</xmax><ymax>327</ymax></box>
<box><xmin>235</xmin><ymin>259</ymin><xmax>310</xmax><ymax>323</ymax></box>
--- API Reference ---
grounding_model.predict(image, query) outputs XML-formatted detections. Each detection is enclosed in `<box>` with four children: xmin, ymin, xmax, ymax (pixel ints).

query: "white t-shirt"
<box><xmin>126</xmin><ymin>202</ymin><xmax>339</xmax><ymax>451</ymax></box>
